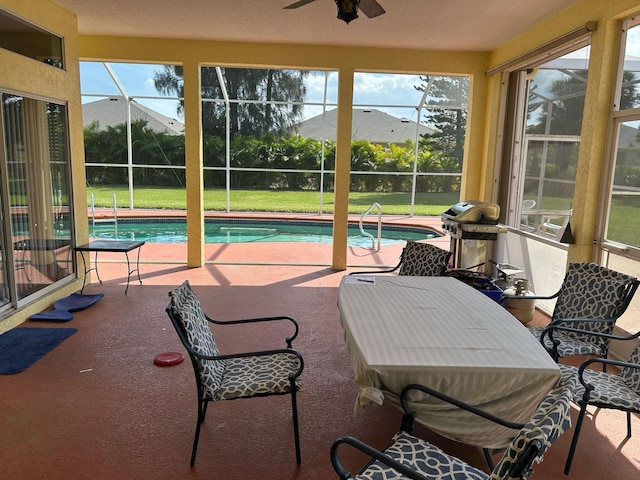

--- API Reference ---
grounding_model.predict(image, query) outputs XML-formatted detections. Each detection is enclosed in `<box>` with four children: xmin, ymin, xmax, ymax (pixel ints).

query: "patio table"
<box><xmin>75</xmin><ymin>240</ymin><xmax>145</xmax><ymax>294</ymax></box>
<box><xmin>338</xmin><ymin>275</ymin><xmax>560</xmax><ymax>449</ymax></box>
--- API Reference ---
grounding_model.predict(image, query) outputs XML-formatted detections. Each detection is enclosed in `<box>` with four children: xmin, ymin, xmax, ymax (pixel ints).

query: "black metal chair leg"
<box><xmin>627</xmin><ymin>411</ymin><xmax>632</xmax><ymax>438</ymax></box>
<box><xmin>202</xmin><ymin>401</ymin><xmax>208</xmax><ymax>422</ymax></box>
<box><xmin>564</xmin><ymin>405</ymin><xmax>587</xmax><ymax>475</ymax></box>
<box><xmin>190</xmin><ymin>402</ymin><xmax>206</xmax><ymax>467</ymax></box>
<box><xmin>291</xmin><ymin>386</ymin><xmax>301</xmax><ymax>464</ymax></box>
<box><xmin>483</xmin><ymin>448</ymin><xmax>495</xmax><ymax>471</ymax></box>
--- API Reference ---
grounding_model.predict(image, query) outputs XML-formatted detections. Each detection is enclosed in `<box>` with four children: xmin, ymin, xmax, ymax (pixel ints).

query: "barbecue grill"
<box><xmin>441</xmin><ymin>200</ymin><xmax>507</xmax><ymax>271</ymax></box>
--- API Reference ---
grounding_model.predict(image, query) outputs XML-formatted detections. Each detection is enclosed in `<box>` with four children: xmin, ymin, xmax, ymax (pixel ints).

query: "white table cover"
<box><xmin>338</xmin><ymin>275</ymin><xmax>561</xmax><ymax>449</ymax></box>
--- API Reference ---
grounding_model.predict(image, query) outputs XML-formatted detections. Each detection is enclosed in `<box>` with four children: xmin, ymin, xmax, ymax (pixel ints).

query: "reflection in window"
<box><xmin>0</xmin><ymin>8</ymin><xmax>63</xmax><ymax>69</ymax></box>
<box><xmin>0</xmin><ymin>195</ymin><xmax>7</xmax><ymax>309</ymax></box>
<box><xmin>516</xmin><ymin>46</ymin><xmax>590</xmax><ymax>240</ymax></box>
<box><xmin>608</xmin><ymin>120</ymin><xmax>640</xmax><ymax>248</ymax></box>
<box><xmin>605</xmin><ymin>20</ymin><xmax>640</xmax><ymax>250</ymax></box>
<box><xmin>2</xmin><ymin>94</ymin><xmax>74</xmax><ymax>301</ymax></box>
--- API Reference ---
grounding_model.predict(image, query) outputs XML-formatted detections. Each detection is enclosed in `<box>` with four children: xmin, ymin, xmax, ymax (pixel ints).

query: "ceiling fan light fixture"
<box><xmin>335</xmin><ymin>0</ymin><xmax>359</xmax><ymax>24</ymax></box>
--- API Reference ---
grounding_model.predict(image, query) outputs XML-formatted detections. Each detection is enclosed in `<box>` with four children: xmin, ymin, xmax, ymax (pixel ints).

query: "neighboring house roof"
<box><xmin>618</xmin><ymin>123</ymin><xmax>640</xmax><ymax>148</ymax></box>
<box><xmin>82</xmin><ymin>96</ymin><xmax>184</xmax><ymax>135</ymax></box>
<box><xmin>293</xmin><ymin>108</ymin><xmax>434</xmax><ymax>145</ymax></box>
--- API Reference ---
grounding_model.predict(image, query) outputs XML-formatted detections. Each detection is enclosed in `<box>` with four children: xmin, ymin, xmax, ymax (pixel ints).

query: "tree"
<box><xmin>415</xmin><ymin>76</ymin><xmax>468</xmax><ymax>192</ymax></box>
<box><xmin>526</xmin><ymin>70</ymin><xmax>588</xmax><ymax>136</ymax></box>
<box><xmin>154</xmin><ymin>66</ymin><xmax>308</xmax><ymax>137</ymax></box>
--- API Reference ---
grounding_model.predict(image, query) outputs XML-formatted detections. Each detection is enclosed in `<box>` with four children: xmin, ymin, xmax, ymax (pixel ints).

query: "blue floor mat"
<box><xmin>30</xmin><ymin>293</ymin><xmax>104</xmax><ymax>322</ymax></box>
<box><xmin>0</xmin><ymin>327</ymin><xmax>77</xmax><ymax>374</ymax></box>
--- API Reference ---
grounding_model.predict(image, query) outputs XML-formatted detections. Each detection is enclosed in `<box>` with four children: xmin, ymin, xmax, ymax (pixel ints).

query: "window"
<box><xmin>0</xmin><ymin>8</ymin><xmax>63</xmax><ymax>69</ymax></box>
<box><xmin>80</xmin><ymin>62</ymin><xmax>185</xmax><ymax>211</ymax></box>
<box><xmin>502</xmin><ymin>44</ymin><xmax>591</xmax><ymax>241</ymax></box>
<box><xmin>350</xmin><ymin>72</ymin><xmax>467</xmax><ymax>216</ymax></box>
<box><xmin>0</xmin><ymin>93</ymin><xmax>74</xmax><ymax>307</ymax></box>
<box><xmin>602</xmin><ymin>18</ymin><xmax>640</xmax><ymax>253</ymax></box>
<box><xmin>199</xmin><ymin>66</ymin><xmax>338</xmax><ymax>213</ymax></box>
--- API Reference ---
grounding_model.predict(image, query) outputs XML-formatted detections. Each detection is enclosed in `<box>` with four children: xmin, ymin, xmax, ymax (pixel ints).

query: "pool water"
<box><xmin>90</xmin><ymin>219</ymin><xmax>439</xmax><ymax>247</ymax></box>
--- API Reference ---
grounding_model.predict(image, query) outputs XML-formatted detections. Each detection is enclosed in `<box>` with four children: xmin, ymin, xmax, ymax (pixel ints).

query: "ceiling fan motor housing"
<box><xmin>336</xmin><ymin>0</ymin><xmax>359</xmax><ymax>24</ymax></box>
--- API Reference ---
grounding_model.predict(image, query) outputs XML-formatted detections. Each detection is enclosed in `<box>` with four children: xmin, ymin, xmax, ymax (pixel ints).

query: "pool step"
<box><xmin>218</xmin><ymin>226</ymin><xmax>279</xmax><ymax>234</ymax></box>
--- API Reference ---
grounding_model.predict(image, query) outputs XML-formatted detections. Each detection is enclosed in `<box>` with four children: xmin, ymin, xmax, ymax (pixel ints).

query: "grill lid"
<box><xmin>441</xmin><ymin>200</ymin><xmax>500</xmax><ymax>224</ymax></box>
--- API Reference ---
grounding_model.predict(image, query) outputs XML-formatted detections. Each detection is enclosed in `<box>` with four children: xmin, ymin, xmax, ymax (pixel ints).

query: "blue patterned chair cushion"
<box><xmin>621</xmin><ymin>343</ymin><xmax>640</xmax><ymax>395</ymax></box>
<box><xmin>354</xmin><ymin>431</ymin><xmax>489</xmax><ymax>480</ymax></box>
<box><xmin>531</xmin><ymin>263</ymin><xmax>637</xmax><ymax>358</ymax></box>
<box><xmin>490</xmin><ymin>380</ymin><xmax>572</xmax><ymax>479</ymax></box>
<box><xmin>216</xmin><ymin>353</ymin><xmax>302</xmax><ymax>401</ymax></box>
<box><xmin>168</xmin><ymin>281</ymin><xmax>225</xmax><ymax>397</ymax></box>
<box><xmin>398</xmin><ymin>241</ymin><xmax>451</xmax><ymax>277</ymax></box>
<box><xmin>353</xmin><ymin>380</ymin><xmax>572</xmax><ymax>480</ymax></box>
<box><xmin>559</xmin><ymin>344</ymin><xmax>640</xmax><ymax>410</ymax></box>
<box><xmin>529</xmin><ymin>326</ymin><xmax>605</xmax><ymax>358</ymax></box>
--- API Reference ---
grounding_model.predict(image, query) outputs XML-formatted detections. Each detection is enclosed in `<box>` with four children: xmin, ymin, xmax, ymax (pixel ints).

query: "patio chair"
<box><xmin>504</xmin><ymin>262</ymin><xmax>639</xmax><ymax>362</ymax></box>
<box><xmin>558</xmin><ymin>336</ymin><xmax>640</xmax><ymax>474</ymax></box>
<box><xmin>330</xmin><ymin>380</ymin><xmax>573</xmax><ymax>480</ymax></box>
<box><xmin>349</xmin><ymin>241</ymin><xmax>452</xmax><ymax>277</ymax></box>
<box><xmin>166</xmin><ymin>280</ymin><xmax>304</xmax><ymax>467</ymax></box>
<box><xmin>520</xmin><ymin>199</ymin><xmax>536</xmax><ymax>229</ymax></box>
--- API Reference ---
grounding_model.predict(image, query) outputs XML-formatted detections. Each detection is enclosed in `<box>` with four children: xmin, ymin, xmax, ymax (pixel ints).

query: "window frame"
<box><xmin>497</xmin><ymin>36</ymin><xmax>592</xmax><ymax>244</ymax></box>
<box><xmin>597</xmin><ymin>16</ymin><xmax>640</xmax><ymax>261</ymax></box>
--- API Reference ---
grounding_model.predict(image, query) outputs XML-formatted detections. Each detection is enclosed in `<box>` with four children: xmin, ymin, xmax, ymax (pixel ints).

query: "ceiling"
<box><xmin>53</xmin><ymin>0</ymin><xmax>580</xmax><ymax>51</ymax></box>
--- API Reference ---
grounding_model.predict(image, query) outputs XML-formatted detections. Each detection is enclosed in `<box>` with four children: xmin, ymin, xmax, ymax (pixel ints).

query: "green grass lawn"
<box><xmin>87</xmin><ymin>186</ymin><xmax>460</xmax><ymax>216</ymax></box>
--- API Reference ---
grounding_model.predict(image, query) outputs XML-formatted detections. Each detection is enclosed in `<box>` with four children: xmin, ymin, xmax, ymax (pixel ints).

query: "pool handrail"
<box><xmin>359</xmin><ymin>203</ymin><xmax>382</xmax><ymax>251</ymax></box>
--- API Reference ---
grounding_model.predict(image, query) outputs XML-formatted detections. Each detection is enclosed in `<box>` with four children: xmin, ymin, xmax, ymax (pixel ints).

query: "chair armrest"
<box><xmin>399</xmin><ymin>383</ymin><xmax>524</xmax><ymax>433</ymax></box>
<box><xmin>575</xmin><ymin>356</ymin><xmax>640</xmax><ymax>396</ymax></box>
<box><xmin>330</xmin><ymin>436</ymin><xmax>427</xmax><ymax>480</ymax></box>
<box><xmin>500</xmin><ymin>291</ymin><xmax>559</xmax><ymax>304</ymax></box>
<box><xmin>189</xmin><ymin>347</ymin><xmax>304</xmax><ymax>380</ymax></box>
<box><xmin>540</xmin><ymin>322</ymin><xmax>633</xmax><ymax>360</ymax></box>
<box><xmin>549</xmin><ymin>317</ymin><xmax>618</xmax><ymax>326</ymax></box>
<box><xmin>542</xmin><ymin>323</ymin><xmax>640</xmax><ymax>345</ymax></box>
<box><xmin>205</xmin><ymin>314</ymin><xmax>300</xmax><ymax>347</ymax></box>
<box><xmin>578</xmin><ymin>356</ymin><xmax>640</xmax><ymax>376</ymax></box>
<box><xmin>348</xmin><ymin>263</ymin><xmax>401</xmax><ymax>276</ymax></box>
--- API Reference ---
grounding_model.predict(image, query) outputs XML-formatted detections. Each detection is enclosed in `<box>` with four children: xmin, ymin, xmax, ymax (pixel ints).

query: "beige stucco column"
<box><xmin>183</xmin><ymin>59</ymin><xmax>205</xmax><ymax>267</ymax></box>
<box><xmin>568</xmin><ymin>20</ymin><xmax>619</xmax><ymax>264</ymax></box>
<box><xmin>331</xmin><ymin>68</ymin><xmax>354</xmax><ymax>271</ymax></box>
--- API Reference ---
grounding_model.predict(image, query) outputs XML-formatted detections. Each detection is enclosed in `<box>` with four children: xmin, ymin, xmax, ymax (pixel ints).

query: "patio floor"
<box><xmin>1</xmin><ymin>242</ymin><xmax>639</xmax><ymax>479</ymax></box>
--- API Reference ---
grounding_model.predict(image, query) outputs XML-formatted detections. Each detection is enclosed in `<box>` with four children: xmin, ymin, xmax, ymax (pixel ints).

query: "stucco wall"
<box><xmin>0</xmin><ymin>0</ymin><xmax>86</xmax><ymax>332</ymax></box>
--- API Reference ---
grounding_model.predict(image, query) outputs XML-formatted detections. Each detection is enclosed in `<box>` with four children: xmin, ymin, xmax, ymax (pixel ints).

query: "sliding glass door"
<box><xmin>1</xmin><ymin>93</ymin><xmax>75</xmax><ymax>306</ymax></box>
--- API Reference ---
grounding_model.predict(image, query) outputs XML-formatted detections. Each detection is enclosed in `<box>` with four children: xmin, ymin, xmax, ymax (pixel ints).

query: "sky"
<box><xmin>80</xmin><ymin>28</ymin><xmax>640</xmax><ymax>127</ymax></box>
<box><xmin>79</xmin><ymin>62</ymin><xmax>459</xmax><ymax>125</ymax></box>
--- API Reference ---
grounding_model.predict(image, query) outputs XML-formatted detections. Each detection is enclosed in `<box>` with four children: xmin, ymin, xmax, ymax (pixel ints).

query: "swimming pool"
<box><xmin>90</xmin><ymin>218</ymin><xmax>440</xmax><ymax>247</ymax></box>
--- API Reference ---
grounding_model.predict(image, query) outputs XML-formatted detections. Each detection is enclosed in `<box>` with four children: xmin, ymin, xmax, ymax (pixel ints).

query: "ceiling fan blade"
<box><xmin>283</xmin><ymin>0</ymin><xmax>318</xmax><ymax>9</ymax></box>
<box><xmin>359</xmin><ymin>0</ymin><xmax>385</xmax><ymax>18</ymax></box>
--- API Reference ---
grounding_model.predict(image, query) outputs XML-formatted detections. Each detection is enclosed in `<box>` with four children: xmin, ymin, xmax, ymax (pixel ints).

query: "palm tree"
<box><xmin>154</xmin><ymin>66</ymin><xmax>308</xmax><ymax>138</ymax></box>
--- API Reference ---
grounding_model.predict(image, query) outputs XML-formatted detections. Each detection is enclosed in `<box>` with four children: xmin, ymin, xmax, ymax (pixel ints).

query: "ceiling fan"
<box><xmin>284</xmin><ymin>0</ymin><xmax>385</xmax><ymax>25</ymax></box>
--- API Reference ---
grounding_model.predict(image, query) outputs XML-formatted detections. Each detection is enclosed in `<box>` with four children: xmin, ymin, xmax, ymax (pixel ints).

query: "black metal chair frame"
<box><xmin>349</xmin><ymin>241</ymin><xmax>452</xmax><ymax>277</ymax></box>
<box><xmin>501</xmin><ymin>262</ymin><xmax>639</xmax><ymax>362</ymax></box>
<box><xmin>166</xmin><ymin>285</ymin><xmax>304</xmax><ymax>467</ymax></box>
<box><xmin>543</xmin><ymin>322</ymin><xmax>640</xmax><ymax>367</ymax></box>
<box><xmin>544</xmin><ymin>325</ymin><xmax>640</xmax><ymax>474</ymax></box>
<box><xmin>331</xmin><ymin>383</ymin><xmax>540</xmax><ymax>479</ymax></box>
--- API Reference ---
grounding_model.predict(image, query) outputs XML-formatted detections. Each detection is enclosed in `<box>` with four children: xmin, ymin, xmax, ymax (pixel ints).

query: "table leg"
<box><xmin>134</xmin><ymin>245</ymin><xmax>142</xmax><ymax>285</ymax></box>
<box><xmin>93</xmin><ymin>251</ymin><xmax>102</xmax><ymax>284</ymax></box>
<box><xmin>79</xmin><ymin>251</ymin><xmax>103</xmax><ymax>294</ymax></box>
<box><xmin>123</xmin><ymin>246</ymin><xmax>143</xmax><ymax>294</ymax></box>
<box><xmin>80</xmin><ymin>251</ymin><xmax>87</xmax><ymax>294</ymax></box>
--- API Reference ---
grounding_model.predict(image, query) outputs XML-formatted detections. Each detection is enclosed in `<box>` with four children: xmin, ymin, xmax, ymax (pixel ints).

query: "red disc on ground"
<box><xmin>154</xmin><ymin>352</ymin><xmax>185</xmax><ymax>366</ymax></box>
